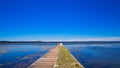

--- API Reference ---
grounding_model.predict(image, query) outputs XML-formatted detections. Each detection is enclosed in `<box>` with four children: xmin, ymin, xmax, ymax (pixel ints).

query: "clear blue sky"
<box><xmin>0</xmin><ymin>0</ymin><xmax>120</xmax><ymax>41</ymax></box>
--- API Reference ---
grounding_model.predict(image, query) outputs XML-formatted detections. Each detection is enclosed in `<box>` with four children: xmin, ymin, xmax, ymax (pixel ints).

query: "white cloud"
<box><xmin>0</xmin><ymin>35</ymin><xmax>120</xmax><ymax>41</ymax></box>
<box><xmin>74</xmin><ymin>37</ymin><xmax>120</xmax><ymax>41</ymax></box>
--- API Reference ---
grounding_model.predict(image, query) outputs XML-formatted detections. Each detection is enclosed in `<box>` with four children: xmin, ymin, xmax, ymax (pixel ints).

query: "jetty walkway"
<box><xmin>28</xmin><ymin>43</ymin><xmax>84</xmax><ymax>68</ymax></box>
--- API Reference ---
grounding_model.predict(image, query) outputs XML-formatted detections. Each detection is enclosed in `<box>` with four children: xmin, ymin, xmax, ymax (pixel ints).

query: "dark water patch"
<box><xmin>65</xmin><ymin>44</ymin><xmax>120</xmax><ymax>68</ymax></box>
<box><xmin>0</xmin><ymin>43</ymin><xmax>55</xmax><ymax>68</ymax></box>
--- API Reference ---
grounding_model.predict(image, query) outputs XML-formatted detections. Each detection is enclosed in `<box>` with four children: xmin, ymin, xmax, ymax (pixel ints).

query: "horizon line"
<box><xmin>0</xmin><ymin>37</ymin><xmax>120</xmax><ymax>41</ymax></box>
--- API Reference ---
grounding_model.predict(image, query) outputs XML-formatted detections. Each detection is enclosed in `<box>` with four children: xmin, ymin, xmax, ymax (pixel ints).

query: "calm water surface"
<box><xmin>65</xmin><ymin>43</ymin><xmax>120</xmax><ymax>68</ymax></box>
<box><xmin>0</xmin><ymin>43</ymin><xmax>57</xmax><ymax>68</ymax></box>
<box><xmin>0</xmin><ymin>43</ymin><xmax>120</xmax><ymax>68</ymax></box>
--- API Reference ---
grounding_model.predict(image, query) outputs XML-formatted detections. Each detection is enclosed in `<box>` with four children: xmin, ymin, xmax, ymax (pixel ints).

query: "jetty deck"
<box><xmin>28</xmin><ymin>43</ymin><xmax>84</xmax><ymax>68</ymax></box>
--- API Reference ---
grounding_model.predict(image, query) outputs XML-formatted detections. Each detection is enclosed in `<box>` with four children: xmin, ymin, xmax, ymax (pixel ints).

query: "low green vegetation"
<box><xmin>55</xmin><ymin>45</ymin><xmax>84</xmax><ymax>68</ymax></box>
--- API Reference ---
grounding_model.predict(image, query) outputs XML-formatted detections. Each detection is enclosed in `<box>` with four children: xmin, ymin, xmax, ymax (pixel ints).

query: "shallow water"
<box><xmin>65</xmin><ymin>44</ymin><xmax>120</xmax><ymax>68</ymax></box>
<box><xmin>0</xmin><ymin>43</ymin><xmax>56</xmax><ymax>68</ymax></box>
<box><xmin>0</xmin><ymin>43</ymin><xmax>120</xmax><ymax>68</ymax></box>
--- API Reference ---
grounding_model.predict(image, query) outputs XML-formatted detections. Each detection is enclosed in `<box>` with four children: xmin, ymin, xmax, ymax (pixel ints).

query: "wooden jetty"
<box><xmin>28</xmin><ymin>43</ymin><xmax>84</xmax><ymax>68</ymax></box>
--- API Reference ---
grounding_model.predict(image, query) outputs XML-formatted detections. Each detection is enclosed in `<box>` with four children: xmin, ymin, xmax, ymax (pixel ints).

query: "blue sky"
<box><xmin>0</xmin><ymin>0</ymin><xmax>120</xmax><ymax>41</ymax></box>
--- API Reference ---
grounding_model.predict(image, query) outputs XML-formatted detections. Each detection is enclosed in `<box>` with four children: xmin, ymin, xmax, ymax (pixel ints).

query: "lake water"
<box><xmin>0</xmin><ymin>43</ymin><xmax>120</xmax><ymax>68</ymax></box>
<box><xmin>65</xmin><ymin>43</ymin><xmax>120</xmax><ymax>68</ymax></box>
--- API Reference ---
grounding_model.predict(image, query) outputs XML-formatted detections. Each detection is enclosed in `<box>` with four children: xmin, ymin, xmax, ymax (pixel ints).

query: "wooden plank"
<box><xmin>28</xmin><ymin>45</ymin><xmax>60</xmax><ymax>68</ymax></box>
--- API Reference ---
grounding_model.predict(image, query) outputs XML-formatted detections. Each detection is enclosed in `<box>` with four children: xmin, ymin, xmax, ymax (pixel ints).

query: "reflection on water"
<box><xmin>0</xmin><ymin>43</ymin><xmax>120</xmax><ymax>68</ymax></box>
<box><xmin>65</xmin><ymin>44</ymin><xmax>120</xmax><ymax>68</ymax></box>
<box><xmin>0</xmin><ymin>43</ymin><xmax>56</xmax><ymax>68</ymax></box>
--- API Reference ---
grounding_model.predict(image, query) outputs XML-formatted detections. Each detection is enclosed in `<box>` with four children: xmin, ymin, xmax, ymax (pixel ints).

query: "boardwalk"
<box><xmin>28</xmin><ymin>45</ymin><xmax>60</xmax><ymax>68</ymax></box>
<box><xmin>28</xmin><ymin>43</ymin><xmax>84</xmax><ymax>68</ymax></box>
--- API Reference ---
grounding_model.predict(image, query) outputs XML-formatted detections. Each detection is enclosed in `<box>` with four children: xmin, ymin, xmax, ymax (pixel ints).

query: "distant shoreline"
<box><xmin>0</xmin><ymin>41</ymin><xmax>120</xmax><ymax>44</ymax></box>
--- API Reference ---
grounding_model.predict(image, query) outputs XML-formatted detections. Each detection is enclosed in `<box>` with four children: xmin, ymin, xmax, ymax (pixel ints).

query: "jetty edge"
<box><xmin>28</xmin><ymin>43</ymin><xmax>84</xmax><ymax>68</ymax></box>
<box><xmin>55</xmin><ymin>43</ymin><xmax>84</xmax><ymax>68</ymax></box>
